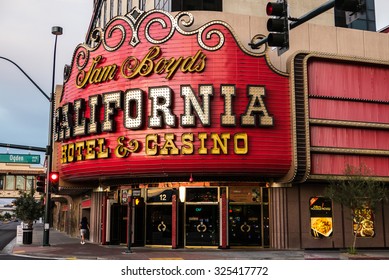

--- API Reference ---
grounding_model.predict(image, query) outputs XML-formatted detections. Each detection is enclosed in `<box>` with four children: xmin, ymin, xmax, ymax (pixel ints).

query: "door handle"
<box><xmin>240</xmin><ymin>222</ymin><xmax>251</xmax><ymax>233</ymax></box>
<box><xmin>196</xmin><ymin>221</ymin><xmax>207</xmax><ymax>233</ymax></box>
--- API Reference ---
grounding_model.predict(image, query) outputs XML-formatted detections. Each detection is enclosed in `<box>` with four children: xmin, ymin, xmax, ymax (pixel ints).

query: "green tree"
<box><xmin>3</xmin><ymin>212</ymin><xmax>12</xmax><ymax>220</ymax></box>
<box><xmin>325</xmin><ymin>164</ymin><xmax>388</xmax><ymax>254</ymax></box>
<box><xmin>13</xmin><ymin>188</ymin><xmax>44</xmax><ymax>228</ymax></box>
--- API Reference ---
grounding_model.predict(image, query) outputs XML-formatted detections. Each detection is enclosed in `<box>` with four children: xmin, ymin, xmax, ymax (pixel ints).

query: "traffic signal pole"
<box><xmin>0</xmin><ymin>143</ymin><xmax>46</xmax><ymax>152</ymax></box>
<box><xmin>289</xmin><ymin>0</ymin><xmax>335</xmax><ymax>30</ymax></box>
<box><xmin>250</xmin><ymin>0</ymin><xmax>336</xmax><ymax>49</ymax></box>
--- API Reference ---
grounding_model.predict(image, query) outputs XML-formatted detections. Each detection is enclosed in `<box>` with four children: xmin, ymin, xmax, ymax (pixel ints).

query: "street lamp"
<box><xmin>43</xmin><ymin>26</ymin><xmax>63</xmax><ymax>246</ymax></box>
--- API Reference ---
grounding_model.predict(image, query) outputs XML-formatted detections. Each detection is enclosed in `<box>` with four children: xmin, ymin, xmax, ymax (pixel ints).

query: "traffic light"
<box><xmin>335</xmin><ymin>0</ymin><xmax>364</xmax><ymax>12</ymax></box>
<box><xmin>266</xmin><ymin>0</ymin><xmax>289</xmax><ymax>53</ymax></box>
<box><xmin>134</xmin><ymin>197</ymin><xmax>144</xmax><ymax>206</ymax></box>
<box><xmin>49</xmin><ymin>172</ymin><xmax>59</xmax><ymax>194</ymax></box>
<box><xmin>36</xmin><ymin>174</ymin><xmax>46</xmax><ymax>193</ymax></box>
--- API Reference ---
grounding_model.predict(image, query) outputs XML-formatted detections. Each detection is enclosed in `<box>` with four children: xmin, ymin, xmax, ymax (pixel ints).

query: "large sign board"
<box><xmin>56</xmin><ymin>9</ymin><xmax>292</xmax><ymax>182</ymax></box>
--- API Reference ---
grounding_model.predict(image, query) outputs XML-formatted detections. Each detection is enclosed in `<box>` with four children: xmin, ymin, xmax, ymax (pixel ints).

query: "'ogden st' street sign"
<box><xmin>0</xmin><ymin>153</ymin><xmax>40</xmax><ymax>164</ymax></box>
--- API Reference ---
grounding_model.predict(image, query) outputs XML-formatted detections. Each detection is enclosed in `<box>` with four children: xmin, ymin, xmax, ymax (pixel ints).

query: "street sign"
<box><xmin>0</xmin><ymin>153</ymin><xmax>41</xmax><ymax>164</ymax></box>
<box><xmin>16</xmin><ymin>225</ymin><xmax>23</xmax><ymax>244</ymax></box>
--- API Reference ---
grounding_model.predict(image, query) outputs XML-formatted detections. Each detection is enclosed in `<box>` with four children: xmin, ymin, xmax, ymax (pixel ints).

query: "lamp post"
<box><xmin>43</xmin><ymin>26</ymin><xmax>63</xmax><ymax>246</ymax></box>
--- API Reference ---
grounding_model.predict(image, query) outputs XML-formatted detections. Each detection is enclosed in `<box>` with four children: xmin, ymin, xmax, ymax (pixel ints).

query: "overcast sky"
<box><xmin>0</xmin><ymin>1</ymin><xmax>93</xmax><ymax>164</ymax></box>
<box><xmin>375</xmin><ymin>0</ymin><xmax>389</xmax><ymax>30</ymax></box>
<box><xmin>0</xmin><ymin>1</ymin><xmax>388</xmax><ymax>166</ymax></box>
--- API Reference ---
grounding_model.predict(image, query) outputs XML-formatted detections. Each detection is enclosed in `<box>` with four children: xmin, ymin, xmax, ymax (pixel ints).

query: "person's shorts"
<box><xmin>80</xmin><ymin>229</ymin><xmax>87</xmax><ymax>236</ymax></box>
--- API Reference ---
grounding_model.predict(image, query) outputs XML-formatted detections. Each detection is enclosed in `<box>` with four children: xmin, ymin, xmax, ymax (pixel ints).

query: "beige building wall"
<box><xmin>270</xmin><ymin>22</ymin><xmax>389</xmax><ymax>72</ymax></box>
<box><xmin>95</xmin><ymin>0</ymin><xmax>335</xmax><ymax>32</ymax></box>
<box><xmin>94</xmin><ymin>1</ymin><xmax>387</xmax><ymax>73</ymax></box>
<box><xmin>223</xmin><ymin>0</ymin><xmax>334</xmax><ymax>27</ymax></box>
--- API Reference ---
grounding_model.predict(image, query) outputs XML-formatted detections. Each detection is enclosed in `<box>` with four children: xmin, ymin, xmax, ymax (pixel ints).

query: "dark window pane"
<box><xmin>366</xmin><ymin>0</ymin><xmax>375</xmax><ymax>10</ymax></box>
<box><xmin>186</xmin><ymin>188</ymin><xmax>218</xmax><ymax>202</ymax></box>
<box><xmin>204</xmin><ymin>0</ymin><xmax>222</xmax><ymax>11</ymax></box>
<box><xmin>172</xmin><ymin>0</ymin><xmax>222</xmax><ymax>11</ymax></box>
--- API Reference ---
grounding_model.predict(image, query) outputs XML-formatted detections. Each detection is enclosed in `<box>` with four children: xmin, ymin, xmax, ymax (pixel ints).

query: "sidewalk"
<box><xmin>7</xmin><ymin>223</ymin><xmax>389</xmax><ymax>260</ymax></box>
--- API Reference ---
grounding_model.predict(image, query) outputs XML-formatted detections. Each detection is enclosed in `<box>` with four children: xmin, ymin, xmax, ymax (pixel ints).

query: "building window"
<box><xmin>16</xmin><ymin>176</ymin><xmax>25</xmax><ymax>191</ymax></box>
<box><xmin>103</xmin><ymin>0</ymin><xmax>107</xmax><ymax>26</ymax></box>
<box><xmin>155</xmin><ymin>0</ymin><xmax>171</xmax><ymax>11</ymax></box>
<box><xmin>5</xmin><ymin>175</ymin><xmax>15</xmax><ymax>190</ymax></box>
<box><xmin>127</xmin><ymin>0</ymin><xmax>133</xmax><ymax>12</ymax></box>
<box><xmin>335</xmin><ymin>0</ymin><xmax>376</xmax><ymax>31</ymax></box>
<box><xmin>26</xmin><ymin>176</ymin><xmax>34</xmax><ymax>191</ymax></box>
<box><xmin>168</xmin><ymin>0</ymin><xmax>222</xmax><ymax>12</ymax></box>
<box><xmin>1</xmin><ymin>175</ymin><xmax>36</xmax><ymax>191</ymax></box>
<box><xmin>118</xmin><ymin>0</ymin><xmax>122</xmax><ymax>15</ymax></box>
<box><xmin>139</xmin><ymin>0</ymin><xmax>146</xmax><ymax>10</ymax></box>
<box><xmin>110</xmin><ymin>0</ymin><xmax>114</xmax><ymax>18</ymax></box>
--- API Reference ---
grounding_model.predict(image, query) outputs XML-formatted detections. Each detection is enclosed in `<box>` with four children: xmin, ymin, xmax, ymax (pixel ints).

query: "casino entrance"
<box><xmin>141</xmin><ymin>185</ymin><xmax>269</xmax><ymax>248</ymax></box>
<box><xmin>144</xmin><ymin>187</ymin><xmax>220</xmax><ymax>247</ymax></box>
<box><xmin>228</xmin><ymin>186</ymin><xmax>270</xmax><ymax>247</ymax></box>
<box><xmin>184</xmin><ymin>187</ymin><xmax>219</xmax><ymax>247</ymax></box>
<box><xmin>145</xmin><ymin>188</ymin><xmax>174</xmax><ymax>246</ymax></box>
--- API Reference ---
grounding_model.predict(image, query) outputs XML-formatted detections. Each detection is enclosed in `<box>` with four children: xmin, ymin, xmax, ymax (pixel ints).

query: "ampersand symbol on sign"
<box><xmin>115</xmin><ymin>136</ymin><xmax>140</xmax><ymax>158</ymax></box>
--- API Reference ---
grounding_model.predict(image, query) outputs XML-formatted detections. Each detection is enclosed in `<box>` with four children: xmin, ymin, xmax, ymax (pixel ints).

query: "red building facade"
<box><xmin>53</xmin><ymin>9</ymin><xmax>389</xmax><ymax>249</ymax></box>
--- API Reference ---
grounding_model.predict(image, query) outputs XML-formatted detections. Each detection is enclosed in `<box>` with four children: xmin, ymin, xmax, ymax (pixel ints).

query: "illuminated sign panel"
<box><xmin>57</xmin><ymin>10</ymin><xmax>292</xmax><ymax>181</ymax></box>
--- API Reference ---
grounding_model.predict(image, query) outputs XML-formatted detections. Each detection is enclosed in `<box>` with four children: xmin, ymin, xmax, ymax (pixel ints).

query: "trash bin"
<box><xmin>22</xmin><ymin>225</ymin><xmax>33</xmax><ymax>245</ymax></box>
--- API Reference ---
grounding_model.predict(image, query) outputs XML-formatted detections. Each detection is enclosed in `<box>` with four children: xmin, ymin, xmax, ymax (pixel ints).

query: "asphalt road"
<box><xmin>0</xmin><ymin>220</ymin><xmax>19</xmax><ymax>251</ymax></box>
<box><xmin>0</xmin><ymin>220</ymin><xmax>49</xmax><ymax>259</ymax></box>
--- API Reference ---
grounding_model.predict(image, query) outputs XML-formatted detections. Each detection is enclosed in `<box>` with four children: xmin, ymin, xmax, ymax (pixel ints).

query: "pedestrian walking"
<box><xmin>79</xmin><ymin>217</ymin><xmax>89</xmax><ymax>245</ymax></box>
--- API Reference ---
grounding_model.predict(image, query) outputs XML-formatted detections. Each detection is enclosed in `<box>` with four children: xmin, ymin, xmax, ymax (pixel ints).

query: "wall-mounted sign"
<box><xmin>229</xmin><ymin>187</ymin><xmax>261</xmax><ymax>203</ymax></box>
<box><xmin>121</xmin><ymin>190</ymin><xmax>128</xmax><ymax>203</ymax></box>
<box><xmin>309</xmin><ymin>197</ymin><xmax>333</xmax><ymax>238</ymax></box>
<box><xmin>132</xmin><ymin>189</ymin><xmax>141</xmax><ymax>197</ymax></box>
<box><xmin>147</xmin><ymin>189</ymin><xmax>173</xmax><ymax>202</ymax></box>
<box><xmin>57</xmin><ymin>9</ymin><xmax>291</xmax><ymax>182</ymax></box>
<box><xmin>353</xmin><ymin>206</ymin><xmax>375</xmax><ymax>238</ymax></box>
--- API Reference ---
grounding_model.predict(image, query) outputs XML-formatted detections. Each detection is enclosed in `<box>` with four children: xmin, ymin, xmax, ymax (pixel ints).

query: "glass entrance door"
<box><xmin>229</xmin><ymin>204</ymin><xmax>261</xmax><ymax>246</ymax></box>
<box><xmin>145</xmin><ymin>188</ymin><xmax>174</xmax><ymax>246</ymax></box>
<box><xmin>228</xmin><ymin>186</ymin><xmax>269</xmax><ymax>247</ymax></box>
<box><xmin>110</xmin><ymin>203</ymin><xmax>127</xmax><ymax>245</ymax></box>
<box><xmin>186</xmin><ymin>204</ymin><xmax>219</xmax><ymax>246</ymax></box>
<box><xmin>185</xmin><ymin>188</ymin><xmax>219</xmax><ymax>247</ymax></box>
<box><xmin>146</xmin><ymin>204</ymin><xmax>172</xmax><ymax>245</ymax></box>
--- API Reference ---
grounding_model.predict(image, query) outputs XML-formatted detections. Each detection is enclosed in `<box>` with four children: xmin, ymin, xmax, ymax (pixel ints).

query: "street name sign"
<box><xmin>0</xmin><ymin>153</ymin><xmax>40</xmax><ymax>164</ymax></box>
